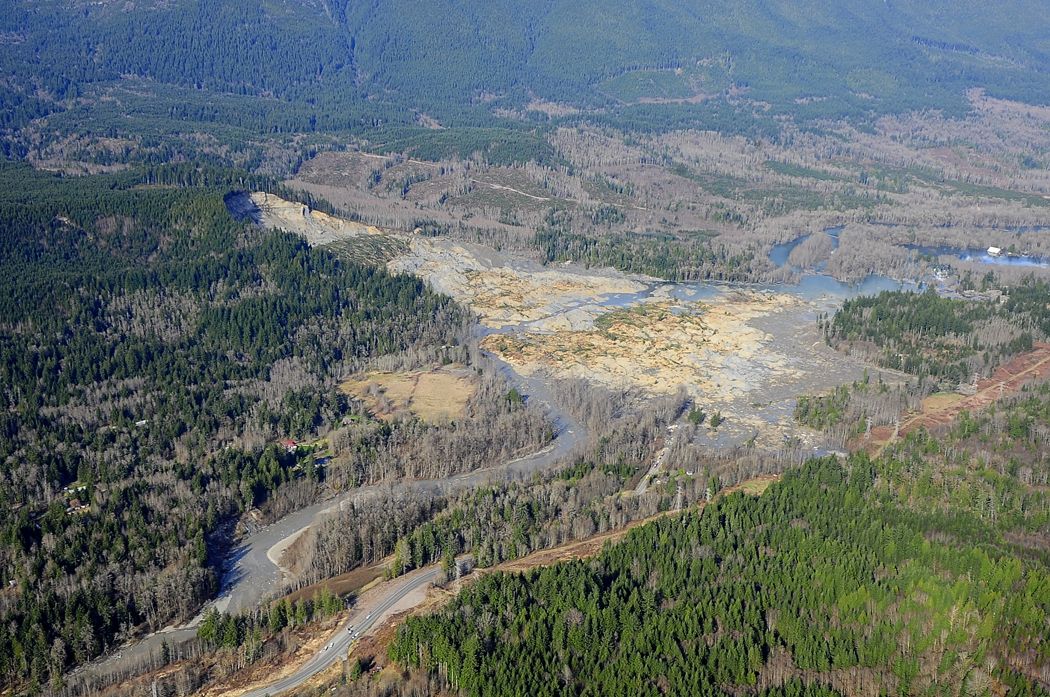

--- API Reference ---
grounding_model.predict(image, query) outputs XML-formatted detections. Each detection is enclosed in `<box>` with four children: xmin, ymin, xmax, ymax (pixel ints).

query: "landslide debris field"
<box><xmin>389</xmin><ymin>239</ymin><xmax>645</xmax><ymax>331</ymax></box>
<box><xmin>227</xmin><ymin>191</ymin><xmax>406</xmax><ymax>262</ymax></box>
<box><xmin>481</xmin><ymin>294</ymin><xmax>803</xmax><ymax>397</ymax></box>
<box><xmin>237</xmin><ymin>192</ymin><xmax>881</xmax><ymax>451</ymax></box>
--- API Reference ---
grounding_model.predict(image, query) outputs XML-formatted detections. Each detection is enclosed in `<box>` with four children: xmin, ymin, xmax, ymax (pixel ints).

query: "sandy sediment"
<box><xmin>480</xmin><ymin>293</ymin><xmax>807</xmax><ymax>398</ymax></box>
<box><xmin>228</xmin><ymin>191</ymin><xmax>389</xmax><ymax>245</ymax></box>
<box><xmin>389</xmin><ymin>236</ymin><xmax>648</xmax><ymax>330</ymax></box>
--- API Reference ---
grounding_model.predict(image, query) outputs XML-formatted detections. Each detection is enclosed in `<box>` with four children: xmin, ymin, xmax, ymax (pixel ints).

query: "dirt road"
<box><xmin>233</xmin><ymin>475</ymin><xmax>778</xmax><ymax>696</ymax></box>
<box><xmin>867</xmin><ymin>343</ymin><xmax>1050</xmax><ymax>454</ymax></box>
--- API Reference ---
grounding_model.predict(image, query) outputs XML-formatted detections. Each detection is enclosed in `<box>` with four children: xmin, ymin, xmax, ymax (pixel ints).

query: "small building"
<box><xmin>66</xmin><ymin>499</ymin><xmax>89</xmax><ymax>515</ymax></box>
<box><xmin>281</xmin><ymin>438</ymin><xmax>299</xmax><ymax>453</ymax></box>
<box><xmin>987</xmin><ymin>246</ymin><xmax>1002</xmax><ymax>257</ymax></box>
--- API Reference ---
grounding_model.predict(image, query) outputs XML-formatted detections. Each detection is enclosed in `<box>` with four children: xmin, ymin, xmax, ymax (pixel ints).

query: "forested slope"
<box><xmin>0</xmin><ymin>162</ymin><xmax>462</xmax><ymax>689</ymax></box>
<box><xmin>3</xmin><ymin>0</ymin><xmax>1049</xmax><ymax>139</ymax></box>
<box><xmin>825</xmin><ymin>287</ymin><xmax>1050</xmax><ymax>386</ymax></box>
<box><xmin>391</xmin><ymin>454</ymin><xmax>1049</xmax><ymax>695</ymax></box>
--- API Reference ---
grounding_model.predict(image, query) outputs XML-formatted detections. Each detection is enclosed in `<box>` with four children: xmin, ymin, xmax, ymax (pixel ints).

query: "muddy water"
<box><xmin>574</xmin><ymin>273</ymin><xmax>914</xmax><ymax>320</ymax></box>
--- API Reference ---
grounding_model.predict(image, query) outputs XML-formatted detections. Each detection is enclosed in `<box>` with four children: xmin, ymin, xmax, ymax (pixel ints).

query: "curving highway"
<box><xmin>68</xmin><ymin>361</ymin><xmax>582</xmax><ymax>688</ymax></box>
<box><xmin>239</xmin><ymin>564</ymin><xmax>447</xmax><ymax>697</ymax></box>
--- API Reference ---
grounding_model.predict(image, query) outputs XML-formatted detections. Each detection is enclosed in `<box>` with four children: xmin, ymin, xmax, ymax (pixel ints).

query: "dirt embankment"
<box><xmin>229</xmin><ymin>191</ymin><xmax>387</xmax><ymax>245</ymax></box>
<box><xmin>865</xmin><ymin>344</ymin><xmax>1050</xmax><ymax>452</ymax></box>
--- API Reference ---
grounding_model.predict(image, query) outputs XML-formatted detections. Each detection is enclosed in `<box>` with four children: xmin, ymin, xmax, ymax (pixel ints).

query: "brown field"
<box><xmin>735</xmin><ymin>476</ymin><xmax>777</xmax><ymax>497</ymax></box>
<box><xmin>340</xmin><ymin>366</ymin><xmax>476</xmax><ymax>423</ymax></box>
<box><xmin>919</xmin><ymin>392</ymin><xmax>965</xmax><ymax>414</ymax></box>
<box><xmin>280</xmin><ymin>563</ymin><xmax>385</xmax><ymax>606</ymax></box>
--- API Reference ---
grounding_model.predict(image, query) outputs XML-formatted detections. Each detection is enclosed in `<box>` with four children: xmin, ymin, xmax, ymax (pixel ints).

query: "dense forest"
<box><xmin>824</xmin><ymin>286</ymin><xmax>1050</xmax><ymax>387</ymax></box>
<box><xmin>3</xmin><ymin>0</ymin><xmax>1050</xmax><ymax>167</ymax></box>
<box><xmin>5</xmin><ymin>0</ymin><xmax>1049</xmax><ymax>119</ymax></box>
<box><xmin>390</xmin><ymin>451</ymin><xmax>1049</xmax><ymax>695</ymax></box>
<box><xmin>536</xmin><ymin>212</ymin><xmax>755</xmax><ymax>282</ymax></box>
<box><xmin>0</xmin><ymin>162</ymin><xmax>464</xmax><ymax>690</ymax></box>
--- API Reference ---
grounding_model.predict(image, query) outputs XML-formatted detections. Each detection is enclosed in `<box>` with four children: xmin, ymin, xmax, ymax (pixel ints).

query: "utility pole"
<box><xmin>453</xmin><ymin>559</ymin><xmax>465</xmax><ymax>595</ymax></box>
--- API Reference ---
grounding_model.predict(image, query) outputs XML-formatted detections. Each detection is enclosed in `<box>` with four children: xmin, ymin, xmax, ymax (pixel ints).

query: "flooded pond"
<box><xmin>589</xmin><ymin>271</ymin><xmax>913</xmax><ymax>318</ymax></box>
<box><xmin>907</xmin><ymin>245</ymin><xmax>1049</xmax><ymax>269</ymax></box>
<box><xmin>769</xmin><ymin>226</ymin><xmax>843</xmax><ymax>269</ymax></box>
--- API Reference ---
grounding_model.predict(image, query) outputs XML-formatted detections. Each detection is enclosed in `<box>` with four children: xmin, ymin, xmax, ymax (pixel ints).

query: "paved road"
<box><xmin>240</xmin><ymin>564</ymin><xmax>446</xmax><ymax>697</ymax></box>
<box><xmin>217</xmin><ymin>359</ymin><xmax>581</xmax><ymax>617</ymax></box>
<box><xmin>67</xmin><ymin>361</ymin><xmax>583</xmax><ymax>688</ymax></box>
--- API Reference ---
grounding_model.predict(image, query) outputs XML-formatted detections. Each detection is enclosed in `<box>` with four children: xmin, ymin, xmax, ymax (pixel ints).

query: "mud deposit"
<box><xmin>389</xmin><ymin>236</ymin><xmax>647</xmax><ymax>330</ymax></box>
<box><xmin>232</xmin><ymin>192</ymin><xmax>880</xmax><ymax>452</ymax></box>
<box><xmin>482</xmin><ymin>291</ymin><xmax>869</xmax><ymax>449</ymax></box>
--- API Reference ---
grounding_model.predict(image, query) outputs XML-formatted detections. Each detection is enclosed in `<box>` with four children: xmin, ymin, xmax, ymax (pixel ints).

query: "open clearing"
<box><xmin>280</xmin><ymin>563</ymin><xmax>386</xmax><ymax>607</ymax></box>
<box><xmin>340</xmin><ymin>366</ymin><xmax>476</xmax><ymax>423</ymax></box>
<box><xmin>920</xmin><ymin>392</ymin><xmax>965</xmax><ymax>413</ymax></box>
<box><xmin>865</xmin><ymin>343</ymin><xmax>1050</xmax><ymax>452</ymax></box>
